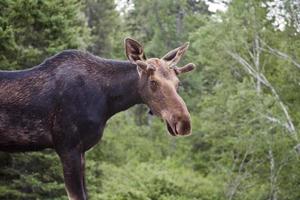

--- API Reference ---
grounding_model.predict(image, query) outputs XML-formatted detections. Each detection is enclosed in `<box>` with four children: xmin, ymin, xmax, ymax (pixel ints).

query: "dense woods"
<box><xmin>0</xmin><ymin>0</ymin><xmax>300</xmax><ymax>199</ymax></box>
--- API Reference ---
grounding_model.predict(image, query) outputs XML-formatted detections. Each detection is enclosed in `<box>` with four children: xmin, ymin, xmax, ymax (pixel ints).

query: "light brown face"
<box><xmin>125</xmin><ymin>38</ymin><xmax>195</xmax><ymax>136</ymax></box>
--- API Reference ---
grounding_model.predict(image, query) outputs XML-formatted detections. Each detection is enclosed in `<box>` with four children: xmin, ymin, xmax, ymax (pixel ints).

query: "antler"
<box><xmin>173</xmin><ymin>63</ymin><xmax>196</xmax><ymax>75</ymax></box>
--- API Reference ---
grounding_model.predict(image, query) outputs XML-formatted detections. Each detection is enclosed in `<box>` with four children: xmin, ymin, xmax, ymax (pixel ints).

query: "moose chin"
<box><xmin>0</xmin><ymin>37</ymin><xmax>195</xmax><ymax>200</ymax></box>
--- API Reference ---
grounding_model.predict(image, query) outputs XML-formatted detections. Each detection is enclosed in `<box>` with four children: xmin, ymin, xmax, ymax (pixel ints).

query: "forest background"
<box><xmin>0</xmin><ymin>0</ymin><xmax>300</xmax><ymax>199</ymax></box>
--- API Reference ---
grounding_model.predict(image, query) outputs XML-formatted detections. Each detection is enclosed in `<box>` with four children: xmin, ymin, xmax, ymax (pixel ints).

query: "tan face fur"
<box><xmin>125</xmin><ymin>38</ymin><xmax>195</xmax><ymax>136</ymax></box>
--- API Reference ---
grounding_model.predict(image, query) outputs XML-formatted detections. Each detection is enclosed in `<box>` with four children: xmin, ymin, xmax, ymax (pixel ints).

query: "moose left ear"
<box><xmin>174</xmin><ymin>63</ymin><xmax>196</xmax><ymax>75</ymax></box>
<box><xmin>162</xmin><ymin>42</ymin><xmax>189</xmax><ymax>66</ymax></box>
<box><xmin>124</xmin><ymin>38</ymin><xmax>146</xmax><ymax>63</ymax></box>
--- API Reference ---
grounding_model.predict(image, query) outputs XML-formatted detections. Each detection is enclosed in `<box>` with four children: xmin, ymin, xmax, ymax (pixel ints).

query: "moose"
<box><xmin>0</xmin><ymin>38</ymin><xmax>195</xmax><ymax>200</ymax></box>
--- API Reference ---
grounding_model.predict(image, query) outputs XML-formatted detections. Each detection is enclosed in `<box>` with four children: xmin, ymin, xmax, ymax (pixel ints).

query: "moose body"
<box><xmin>0</xmin><ymin>51</ymin><xmax>140</xmax><ymax>152</ymax></box>
<box><xmin>0</xmin><ymin>38</ymin><xmax>195</xmax><ymax>200</ymax></box>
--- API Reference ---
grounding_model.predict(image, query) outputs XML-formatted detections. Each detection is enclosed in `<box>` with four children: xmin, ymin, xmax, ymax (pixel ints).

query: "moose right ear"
<box><xmin>124</xmin><ymin>38</ymin><xmax>146</xmax><ymax>63</ymax></box>
<box><xmin>162</xmin><ymin>42</ymin><xmax>189</xmax><ymax>66</ymax></box>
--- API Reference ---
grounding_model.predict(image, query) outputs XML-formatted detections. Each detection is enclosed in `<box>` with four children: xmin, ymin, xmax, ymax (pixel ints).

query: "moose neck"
<box><xmin>104</xmin><ymin>60</ymin><xmax>143</xmax><ymax>117</ymax></box>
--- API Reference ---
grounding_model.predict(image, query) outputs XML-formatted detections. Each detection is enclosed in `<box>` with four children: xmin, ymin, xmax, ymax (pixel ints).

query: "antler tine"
<box><xmin>173</xmin><ymin>63</ymin><xmax>196</xmax><ymax>75</ymax></box>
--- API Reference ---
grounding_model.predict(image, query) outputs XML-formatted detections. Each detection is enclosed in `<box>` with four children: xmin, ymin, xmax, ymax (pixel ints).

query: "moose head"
<box><xmin>125</xmin><ymin>38</ymin><xmax>195</xmax><ymax>136</ymax></box>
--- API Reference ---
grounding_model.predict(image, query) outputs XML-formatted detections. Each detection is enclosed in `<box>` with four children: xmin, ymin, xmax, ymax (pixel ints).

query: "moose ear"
<box><xmin>162</xmin><ymin>42</ymin><xmax>189</xmax><ymax>66</ymax></box>
<box><xmin>125</xmin><ymin>38</ymin><xmax>146</xmax><ymax>63</ymax></box>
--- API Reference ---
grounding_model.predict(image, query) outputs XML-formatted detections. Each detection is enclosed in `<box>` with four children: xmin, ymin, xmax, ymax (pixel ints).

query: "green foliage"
<box><xmin>125</xmin><ymin>0</ymin><xmax>208</xmax><ymax>56</ymax></box>
<box><xmin>0</xmin><ymin>0</ymin><xmax>91</xmax><ymax>70</ymax></box>
<box><xmin>85</xmin><ymin>0</ymin><xmax>126</xmax><ymax>58</ymax></box>
<box><xmin>85</xmin><ymin>112</ymin><xmax>223</xmax><ymax>200</ymax></box>
<box><xmin>0</xmin><ymin>151</ymin><xmax>65</xmax><ymax>200</ymax></box>
<box><xmin>89</xmin><ymin>160</ymin><xmax>222</xmax><ymax>200</ymax></box>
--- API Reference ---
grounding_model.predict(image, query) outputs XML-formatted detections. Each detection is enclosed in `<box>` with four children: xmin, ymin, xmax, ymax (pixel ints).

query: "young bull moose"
<box><xmin>0</xmin><ymin>38</ymin><xmax>195</xmax><ymax>200</ymax></box>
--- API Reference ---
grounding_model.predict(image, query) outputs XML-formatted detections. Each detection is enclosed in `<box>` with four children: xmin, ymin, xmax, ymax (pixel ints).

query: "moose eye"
<box><xmin>150</xmin><ymin>80</ymin><xmax>158</xmax><ymax>91</ymax></box>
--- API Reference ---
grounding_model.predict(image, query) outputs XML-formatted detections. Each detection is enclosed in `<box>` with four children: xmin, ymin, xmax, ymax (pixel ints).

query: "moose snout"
<box><xmin>165</xmin><ymin>113</ymin><xmax>192</xmax><ymax>136</ymax></box>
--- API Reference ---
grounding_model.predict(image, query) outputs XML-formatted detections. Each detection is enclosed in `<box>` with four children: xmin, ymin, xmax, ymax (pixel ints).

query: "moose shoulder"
<box><xmin>0</xmin><ymin>38</ymin><xmax>195</xmax><ymax>200</ymax></box>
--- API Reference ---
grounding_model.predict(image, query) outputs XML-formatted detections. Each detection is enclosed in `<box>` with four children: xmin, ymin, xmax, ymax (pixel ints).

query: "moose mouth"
<box><xmin>166</xmin><ymin>121</ymin><xmax>178</xmax><ymax>136</ymax></box>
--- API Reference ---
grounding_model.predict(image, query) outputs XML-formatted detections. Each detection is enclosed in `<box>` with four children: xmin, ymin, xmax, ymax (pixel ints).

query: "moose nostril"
<box><xmin>176</xmin><ymin>120</ymin><xmax>191</xmax><ymax>135</ymax></box>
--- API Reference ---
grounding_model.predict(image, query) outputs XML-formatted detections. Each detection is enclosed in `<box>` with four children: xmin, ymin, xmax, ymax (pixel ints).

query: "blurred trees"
<box><xmin>1</xmin><ymin>0</ymin><xmax>300</xmax><ymax>199</ymax></box>
<box><xmin>0</xmin><ymin>0</ymin><xmax>91</xmax><ymax>70</ymax></box>
<box><xmin>124</xmin><ymin>0</ymin><xmax>208</xmax><ymax>56</ymax></box>
<box><xmin>189</xmin><ymin>1</ymin><xmax>300</xmax><ymax>199</ymax></box>
<box><xmin>85</xmin><ymin>0</ymin><xmax>125</xmax><ymax>58</ymax></box>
